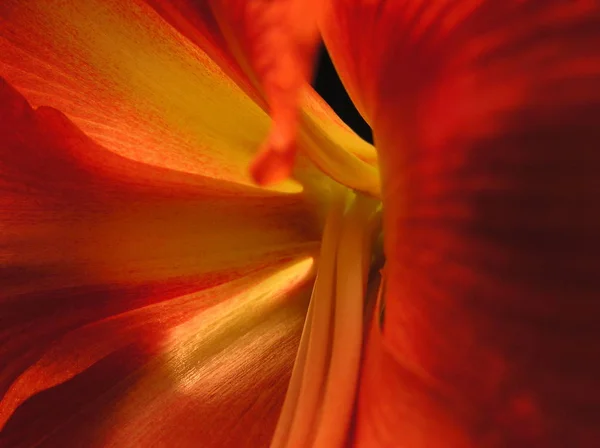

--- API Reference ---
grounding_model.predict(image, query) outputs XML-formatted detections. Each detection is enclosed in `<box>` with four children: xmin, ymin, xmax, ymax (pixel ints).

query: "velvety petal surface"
<box><xmin>0</xmin><ymin>0</ymin><xmax>301</xmax><ymax>192</ymax></box>
<box><xmin>324</xmin><ymin>1</ymin><xmax>600</xmax><ymax>446</ymax></box>
<box><xmin>0</xmin><ymin>78</ymin><xmax>318</xmax><ymax>444</ymax></box>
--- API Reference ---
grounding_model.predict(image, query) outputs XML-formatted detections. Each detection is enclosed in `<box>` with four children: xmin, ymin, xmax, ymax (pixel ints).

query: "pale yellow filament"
<box><xmin>299</xmin><ymin>120</ymin><xmax>381</xmax><ymax>199</ymax></box>
<box><xmin>312</xmin><ymin>194</ymin><xmax>379</xmax><ymax>447</ymax></box>
<box><xmin>270</xmin><ymin>190</ymin><xmax>346</xmax><ymax>448</ymax></box>
<box><xmin>271</xmin><ymin>192</ymin><xmax>380</xmax><ymax>448</ymax></box>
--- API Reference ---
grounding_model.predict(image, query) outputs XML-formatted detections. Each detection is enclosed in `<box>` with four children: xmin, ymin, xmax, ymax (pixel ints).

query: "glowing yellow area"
<box><xmin>300</xmin><ymin>117</ymin><xmax>381</xmax><ymax>198</ymax></box>
<box><xmin>56</xmin><ymin>258</ymin><xmax>317</xmax><ymax>446</ymax></box>
<box><xmin>1</xmin><ymin>0</ymin><xmax>301</xmax><ymax>193</ymax></box>
<box><xmin>271</xmin><ymin>190</ymin><xmax>346</xmax><ymax>448</ymax></box>
<box><xmin>1</xmin><ymin>0</ymin><xmax>385</xmax><ymax>197</ymax></box>
<box><xmin>300</xmin><ymin>89</ymin><xmax>380</xmax><ymax>198</ymax></box>
<box><xmin>165</xmin><ymin>257</ymin><xmax>315</xmax><ymax>395</ymax></box>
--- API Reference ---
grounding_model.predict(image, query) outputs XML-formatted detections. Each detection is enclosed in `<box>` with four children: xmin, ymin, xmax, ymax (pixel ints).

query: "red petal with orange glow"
<box><xmin>0</xmin><ymin>77</ymin><xmax>316</xmax><ymax>445</ymax></box>
<box><xmin>324</xmin><ymin>1</ymin><xmax>600</xmax><ymax>446</ymax></box>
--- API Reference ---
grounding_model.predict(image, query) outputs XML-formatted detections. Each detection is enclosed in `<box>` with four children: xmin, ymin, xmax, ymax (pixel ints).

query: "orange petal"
<box><xmin>143</xmin><ymin>0</ymin><xmax>263</xmax><ymax>106</ymax></box>
<box><xmin>1</xmin><ymin>260</ymin><xmax>314</xmax><ymax>447</ymax></box>
<box><xmin>0</xmin><ymin>77</ymin><xmax>318</xmax><ymax>439</ymax></box>
<box><xmin>323</xmin><ymin>1</ymin><xmax>600</xmax><ymax>446</ymax></box>
<box><xmin>0</xmin><ymin>0</ymin><xmax>300</xmax><ymax>192</ymax></box>
<box><xmin>209</xmin><ymin>0</ymin><xmax>322</xmax><ymax>186</ymax></box>
<box><xmin>0</xmin><ymin>78</ymin><xmax>318</xmax><ymax>294</ymax></box>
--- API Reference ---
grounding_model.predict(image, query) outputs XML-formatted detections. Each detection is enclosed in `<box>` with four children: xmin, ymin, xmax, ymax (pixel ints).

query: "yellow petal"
<box><xmin>0</xmin><ymin>0</ymin><xmax>299</xmax><ymax>192</ymax></box>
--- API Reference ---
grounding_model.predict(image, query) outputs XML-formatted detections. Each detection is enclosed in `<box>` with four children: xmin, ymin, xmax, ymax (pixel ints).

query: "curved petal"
<box><xmin>0</xmin><ymin>0</ymin><xmax>299</xmax><ymax>192</ymax></box>
<box><xmin>145</xmin><ymin>0</ymin><xmax>379</xmax><ymax>174</ymax></box>
<box><xmin>323</xmin><ymin>1</ymin><xmax>600</xmax><ymax>446</ymax></box>
<box><xmin>1</xmin><ymin>260</ymin><xmax>314</xmax><ymax>447</ymax></box>
<box><xmin>145</xmin><ymin>0</ymin><xmax>379</xmax><ymax>171</ymax></box>
<box><xmin>0</xmin><ymin>78</ymin><xmax>318</xmax><ymax>439</ymax></box>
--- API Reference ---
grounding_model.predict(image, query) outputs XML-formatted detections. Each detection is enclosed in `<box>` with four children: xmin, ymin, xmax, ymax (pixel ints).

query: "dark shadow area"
<box><xmin>313</xmin><ymin>45</ymin><xmax>373</xmax><ymax>144</ymax></box>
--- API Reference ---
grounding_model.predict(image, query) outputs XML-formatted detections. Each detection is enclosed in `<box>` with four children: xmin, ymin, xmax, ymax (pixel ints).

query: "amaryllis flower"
<box><xmin>1</xmin><ymin>1</ymin><xmax>599</xmax><ymax>447</ymax></box>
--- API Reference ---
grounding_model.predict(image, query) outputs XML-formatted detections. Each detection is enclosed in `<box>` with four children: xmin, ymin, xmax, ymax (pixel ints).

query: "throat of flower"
<box><xmin>271</xmin><ymin>190</ymin><xmax>380</xmax><ymax>448</ymax></box>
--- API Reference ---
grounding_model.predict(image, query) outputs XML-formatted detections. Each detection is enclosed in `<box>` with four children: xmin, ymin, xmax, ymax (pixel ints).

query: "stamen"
<box><xmin>312</xmin><ymin>194</ymin><xmax>379</xmax><ymax>447</ymax></box>
<box><xmin>270</xmin><ymin>189</ymin><xmax>346</xmax><ymax>448</ymax></box>
<box><xmin>272</xmin><ymin>192</ymin><xmax>380</xmax><ymax>448</ymax></box>
<box><xmin>269</xmin><ymin>283</ymin><xmax>314</xmax><ymax>448</ymax></box>
<box><xmin>284</xmin><ymin>199</ymin><xmax>342</xmax><ymax>447</ymax></box>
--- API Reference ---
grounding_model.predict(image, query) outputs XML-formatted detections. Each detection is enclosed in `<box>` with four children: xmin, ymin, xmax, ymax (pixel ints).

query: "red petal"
<box><xmin>0</xmin><ymin>77</ymin><xmax>317</xmax><ymax>443</ymax></box>
<box><xmin>323</xmin><ymin>2</ymin><xmax>600</xmax><ymax>445</ymax></box>
<box><xmin>1</xmin><ymin>265</ymin><xmax>313</xmax><ymax>447</ymax></box>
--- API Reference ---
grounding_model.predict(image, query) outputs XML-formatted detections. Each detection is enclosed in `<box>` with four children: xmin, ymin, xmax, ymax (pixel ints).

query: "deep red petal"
<box><xmin>323</xmin><ymin>2</ymin><xmax>600</xmax><ymax>446</ymax></box>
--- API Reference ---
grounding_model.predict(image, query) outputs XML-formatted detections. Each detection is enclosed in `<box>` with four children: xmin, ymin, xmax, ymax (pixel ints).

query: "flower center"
<box><xmin>271</xmin><ymin>189</ymin><xmax>381</xmax><ymax>448</ymax></box>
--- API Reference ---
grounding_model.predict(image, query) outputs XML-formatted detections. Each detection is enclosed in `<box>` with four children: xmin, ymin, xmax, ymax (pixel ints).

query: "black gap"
<box><xmin>313</xmin><ymin>45</ymin><xmax>373</xmax><ymax>144</ymax></box>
